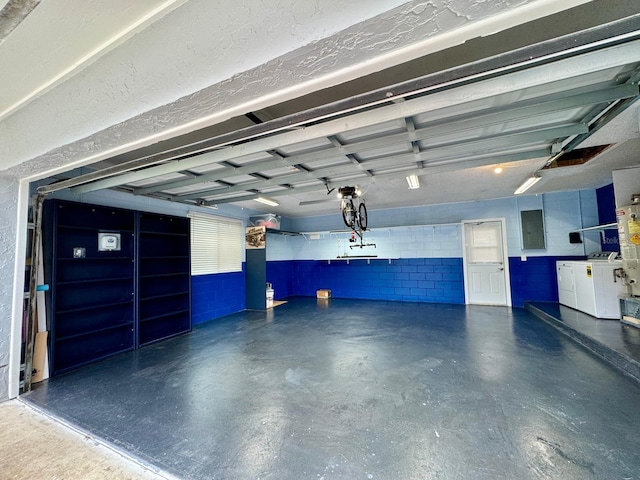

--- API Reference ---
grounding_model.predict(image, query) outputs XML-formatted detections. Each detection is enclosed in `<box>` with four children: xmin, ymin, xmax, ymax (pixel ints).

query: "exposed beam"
<box><xmin>136</xmin><ymin>153</ymin><xmax>296</xmax><ymax>195</ymax></box>
<box><xmin>64</xmin><ymin>41</ymin><xmax>640</xmax><ymax>195</ymax></box>
<box><xmin>128</xmin><ymin>83</ymin><xmax>637</xmax><ymax>196</ymax></box>
<box><xmin>35</xmin><ymin>21</ymin><xmax>640</xmax><ymax>196</ymax></box>
<box><xmin>166</xmin><ymin>123</ymin><xmax>582</xmax><ymax>202</ymax></box>
<box><xmin>200</xmin><ymin>147</ymin><xmax>550</xmax><ymax>205</ymax></box>
<box><xmin>204</xmin><ymin>149</ymin><xmax>550</xmax><ymax>206</ymax></box>
<box><xmin>136</xmin><ymin>79</ymin><xmax>621</xmax><ymax>197</ymax></box>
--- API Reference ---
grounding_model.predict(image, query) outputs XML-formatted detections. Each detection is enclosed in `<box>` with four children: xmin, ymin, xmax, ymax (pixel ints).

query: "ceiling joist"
<box><xmin>54</xmin><ymin>38</ymin><xmax>640</xmax><ymax>198</ymax></box>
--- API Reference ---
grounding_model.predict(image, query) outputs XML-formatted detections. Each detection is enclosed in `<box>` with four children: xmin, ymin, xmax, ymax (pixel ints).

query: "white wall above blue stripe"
<box><xmin>274</xmin><ymin>190</ymin><xmax>598</xmax><ymax>261</ymax></box>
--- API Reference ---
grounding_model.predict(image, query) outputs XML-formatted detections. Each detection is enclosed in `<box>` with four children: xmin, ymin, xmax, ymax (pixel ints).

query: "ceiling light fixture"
<box><xmin>494</xmin><ymin>166</ymin><xmax>503</xmax><ymax>174</ymax></box>
<box><xmin>406</xmin><ymin>174</ymin><xmax>420</xmax><ymax>189</ymax></box>
<box><xmin>514</xmin><ymin>175</ymin><xmax>541</xmax><ymax>195</ymax></box>
<box><xmin>255</xmin><ymin>197</ymin><xmax>279</xmax><ymax>207</ymax></box>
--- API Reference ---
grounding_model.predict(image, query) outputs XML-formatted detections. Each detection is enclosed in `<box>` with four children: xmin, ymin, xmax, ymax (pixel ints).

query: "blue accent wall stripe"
<box><xmin>191</xmin><ymin>267</ymin><xmax>246</xmax><ymax>324</ymax></box>
<box><xmin>509</xmin><ymin>256</ymin><xmax>558</xmax><ymax>308</ymax></box>
<box><xmin>266</xmin><ymin>260</ymin><xmax>295</xmax><ymax>300</ymax></box>
<box><xmin>262</xmin><ymin>256</ymin><xmax>584</xmax><ymax>309</ymax></box>
<box><xmin>509</xmin><ymin>255</ymin><xmax>584</xmax><ymax>307</ymax></box>
<box><xmin>192</xmin><ymin>256</ymin><xmax>585</xmax><ymax>324</ymax></box>
<box><xmin>290</xmin><ymin>258</ymin><xmax>465</xmax><ymax>304</ymax></box>
<box><xmin>596</xmin><ymin>183</ymin><xmax>618</xmax><ymax>252</ymax></box>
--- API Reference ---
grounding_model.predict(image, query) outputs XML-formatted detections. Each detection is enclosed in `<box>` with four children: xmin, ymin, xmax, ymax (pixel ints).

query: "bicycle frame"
<box><xmin>338</xmin><ymin>186</ymin><xmax>375</xmax><ymax>249</ymax></box>
<box><xmin>348</xmin><ymin>226</ymin><xmax>376</xmax><ymax>249</ymax></box>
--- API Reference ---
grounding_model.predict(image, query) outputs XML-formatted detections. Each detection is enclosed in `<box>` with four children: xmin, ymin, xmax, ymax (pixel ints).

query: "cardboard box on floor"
<box><xmin>31</xmin><ymin>331</ymin><xmax>48</xmax><ymax>383</ymax></box>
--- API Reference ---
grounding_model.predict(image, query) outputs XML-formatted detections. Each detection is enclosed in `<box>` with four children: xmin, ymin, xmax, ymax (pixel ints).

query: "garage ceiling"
<box><xmin>44</xmin><ymin>27</ymin><xmax>640</xmax><ymax>217</ymax></box>
<box><xmin>3</xmin><ymin>1</ymin><xmax>640</xmax><ymax>218</ymax></box>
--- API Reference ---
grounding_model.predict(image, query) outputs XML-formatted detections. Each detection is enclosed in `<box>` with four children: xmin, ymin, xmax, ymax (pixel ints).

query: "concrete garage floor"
<box><xmin>23</xmin><ymin>298</ymin><xmax>640</xmax><ymax>479</ymax></box>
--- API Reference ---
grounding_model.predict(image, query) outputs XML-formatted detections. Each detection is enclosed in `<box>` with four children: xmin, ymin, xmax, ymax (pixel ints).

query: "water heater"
<box><xmin>616</xmin><ymin>203</ymin><xmax>640</xmax><ymax>296</ymax></box>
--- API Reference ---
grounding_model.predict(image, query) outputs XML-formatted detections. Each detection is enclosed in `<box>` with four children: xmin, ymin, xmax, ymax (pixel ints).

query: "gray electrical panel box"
<box><xmin>521</xmin><ymin>209</ymin><xmax>545</xmax><ymax>249</ymax></box>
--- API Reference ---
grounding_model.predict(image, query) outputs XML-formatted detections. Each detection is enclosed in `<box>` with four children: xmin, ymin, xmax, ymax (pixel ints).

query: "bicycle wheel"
<box><xmin>342</xmin><ymin>200</ymin><xmax>356</xmax><ymax>228</ymax></box>
<box><xmin>357</xmin><ymin>201</ymin><xmax>368</xmax><ymax>231</ymax></box>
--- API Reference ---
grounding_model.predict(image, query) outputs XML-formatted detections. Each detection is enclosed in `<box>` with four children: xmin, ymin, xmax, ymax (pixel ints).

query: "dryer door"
<box><xmin>557</xmin><ymin>262</ymin><xmax>577</xmax><ymax>309</ymax></box>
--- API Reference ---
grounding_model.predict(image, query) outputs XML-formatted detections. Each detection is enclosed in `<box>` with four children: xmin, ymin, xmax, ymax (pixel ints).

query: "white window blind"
<box><xmin>188</xmin><ymin>211</ymin><xmax>243</xmax><ymax>275</ymax></box>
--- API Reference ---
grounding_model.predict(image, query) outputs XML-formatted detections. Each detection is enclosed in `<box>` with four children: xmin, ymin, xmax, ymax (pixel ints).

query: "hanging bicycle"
<box><xmin>337</xmin><ymin>186</ymin><xmax>375</xmax><ymax>250</ymax></box>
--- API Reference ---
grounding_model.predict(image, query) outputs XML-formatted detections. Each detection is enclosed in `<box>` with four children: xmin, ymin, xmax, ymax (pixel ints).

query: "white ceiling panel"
<box><xmin>162</xmin><ymin>182</ymin><xmax>227</xmax><ymax>196</ymax></box>
<box><xmin>124</xmin><ymin>172</ymin><xmax>186</xmax><ymax>187</ymax></box>
<box><xmin>276</xmin><ymin>137</ymin><xmax>334</xmax><ymax>156</ymax></box>
<box><xmin>355</xmin><ymin>143</ymin><xmax>412</xmax><ymax>161</ymax></box>
<box><xmin>188</xmin><ymin>163</ymin><xmax>231</xmax><ymax>175</ymax></box>
<box><xmin>336</xmin><ymin>118</ymin><xmax>407</xmax><ymax>143</ymax></box>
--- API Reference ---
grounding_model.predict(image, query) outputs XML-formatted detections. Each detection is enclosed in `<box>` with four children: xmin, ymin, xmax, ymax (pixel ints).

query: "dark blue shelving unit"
<box><xmin>43</xmin><ymin>200</ymin><xmax>191</xmax><ymax>375</ymax></box>
<box><xmin>137</xmin><ymin>212</ymin><xmax>191</xmax><ymax>346</ymax></box>
<box><xmin>43</xmin><ymin>201</ymin><xmax>136</xmax><ymax>375</ymax></box>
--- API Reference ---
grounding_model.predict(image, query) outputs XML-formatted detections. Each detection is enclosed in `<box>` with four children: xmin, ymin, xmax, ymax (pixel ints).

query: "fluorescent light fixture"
<box><xmin>406</xmin><ymin>174</ymin><xmax>420</xmax><ymax>189</ymax></box>
<box><xmin>255</xmin><ymin>197</ymin><xmax>279</xmax><ymax>207</ymax></box>
<box><xmin>514</xmin><ymin>175</ymin><xmax>541</xmax><ymax>195</ymax></box>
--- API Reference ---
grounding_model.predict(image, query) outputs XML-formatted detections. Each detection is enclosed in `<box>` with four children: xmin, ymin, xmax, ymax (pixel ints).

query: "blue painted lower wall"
<box><xmin>267</xmin><ymin>258</ymin><xmax>465</xmax><ymax>304</ymax></box>
<box><xmin>509</xmin><ymin>255</ymin><xmax>583</xmax><ymax>307</ymax></box>
<box><xmin>509</xmin><ymin>256</ymin><xmax>558</xmax><ymax>307</ymax></box>
<box><xmin>191</xmin><ymin>267</ymin><xmax>246</xmax><ymax>325</ymax></box>
<box><xmin>264</xmin><ymin>256</ymin><xmax>582</xmax><ymax>308</ymax></box>
<box><xmin>266</xmin><ymin>261</ymin><xmax>295</xmax><ymax>300</ymax></box>
<box><xmin>191</xmin><ymin>256</ymin><xmax>580</xmax><ymax>324</ymax></box>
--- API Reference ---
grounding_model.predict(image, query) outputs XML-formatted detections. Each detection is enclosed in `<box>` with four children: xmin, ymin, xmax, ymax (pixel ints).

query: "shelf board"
<box><xmin>139</xmin><ymin>327</ymin><xmax>191</xmax><ymax>346</ymax></box>
<box><xmin>572</xmin><ymin>222</ymin><xmax>617</xmax><ymax>232</ymax></box>
<box><xmin>266</xmin><ymin>228</ymin><xmax>301</xmax><ymax>236</ymax></box>
<box><xmin>315</xmin><ymin>256</ymin><xmax>397</xmax><ymax>260</ymax></box>
<box><xmin>53</xmin><ymin>345</ymin><xmax>134</xmax><ymax>375</ymax></box>
<box><xmin>57</xmin><ymin>276</ymin><xmax>133</xmax><ymax>286</ymax></box>
<box><xmin>139</xmin><ymin>291</ymin><xmax>189</xmax><ymax>301</ymax></box>
<box><xmin>59</xmin><ymin>225</ymin><xmax>133</xmax><ymax>233</ymax></box>
<box><xmin>58</xmin><ymin>256</ymin><xmax>133</xmax><ymax>261</ymax></box>
<box><xmin>57</xmin><ymin>299</ymin><xmax>134</xmax><ymax>315</ymax></box>
<box><xmin>140</xmin><ymin>309</ymin><xmax>190</xmax><ymax>323</ymax></box>
<box><xmin>56</xmin><ymin>321</ymin><xmax>134</xmax><ymax>342</ymax></box>
<box><xmin>315</xmin><ymin>257</ymin><xmax>397</xmax><ymax>264</ymax></box>
<box><xmin>140</xmin><ymin>272</ymin><xmax>189</xmax><ymax>279</ymax></box>
<box><xmin>140</xmin><ymin>230</ymin><xmax>188</xmax><ymax>237</ymax></box>
<box><xmin>300</xmin><ymin>222</ymin><xmax>460</xmax><ymax>236</ymax></box>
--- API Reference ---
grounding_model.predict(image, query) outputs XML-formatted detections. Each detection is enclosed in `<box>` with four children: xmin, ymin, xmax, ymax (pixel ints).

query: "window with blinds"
<box><xmin>188</xmin><ymin>211</ymin><xmax>243</xmax><ymax>275</ymax></box>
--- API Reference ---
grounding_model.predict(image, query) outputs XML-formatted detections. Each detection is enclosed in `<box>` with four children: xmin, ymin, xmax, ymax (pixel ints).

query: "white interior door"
<box><xmin>463</xmin><ymin>220</ymin><xmax>510</xmax><ymax>306</ymax></box>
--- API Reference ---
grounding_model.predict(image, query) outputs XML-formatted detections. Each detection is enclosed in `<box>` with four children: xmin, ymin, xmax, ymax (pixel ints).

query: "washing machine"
<box><xmin>572</xmin><ymin>252</ymin><xmax>624</xmax><ymax>319</ymax></box>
